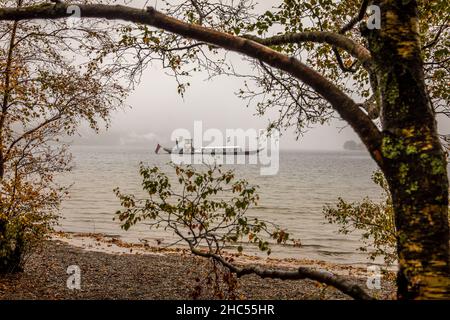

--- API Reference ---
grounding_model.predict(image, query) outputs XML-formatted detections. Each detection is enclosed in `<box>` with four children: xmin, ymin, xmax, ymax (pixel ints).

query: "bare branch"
<box><xmin>5</xmin><ymin>112</ymin><xmax>62</xmax><ymax>158</ymax></box>
<box><xmin>189</xmin><ymin>246</ymin><xmax>374</xmax><ymax>300</ymax></box>
<box><xmin>340</xmin><ymin>0</ymin><xmax>370</xmax><ymax>34</ymax></box>
<box><xmin>0</xmin><ymin>3</ymin><xmax>383</xmax><ymax>163</ymax></box>
<box><xmin>189</xmin><ymin>0</ymin><xmax>206</xmax><ymax>24</ymax></box>
<box><xmin>422</xmin><ymin>17</ymin><xmax>449</xmax><ymax>50</ymax></box>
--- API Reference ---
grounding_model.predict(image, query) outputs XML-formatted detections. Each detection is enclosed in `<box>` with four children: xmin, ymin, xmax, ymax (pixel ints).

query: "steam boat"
<box><xmin>155</xmin><ymin>138</ymin><xmax>262</xmax><ymax>155</ymax></box>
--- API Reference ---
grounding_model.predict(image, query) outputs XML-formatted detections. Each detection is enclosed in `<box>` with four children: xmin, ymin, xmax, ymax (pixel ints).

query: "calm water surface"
<box><xmin>57</xmin><ymin>146</ymin><xmax>386</xmax><ymax>266</ymax></box>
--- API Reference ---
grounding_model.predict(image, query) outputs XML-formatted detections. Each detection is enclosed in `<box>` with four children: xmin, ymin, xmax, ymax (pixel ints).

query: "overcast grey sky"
<box><xmin>73</xmin><ymin>56</ymin><xmax>362</xmax><ymax>150</ymax></box>
<box><xmin>72</xmin><ymin>0</ymin><xmax>450</xmax><ymax>151</ymax></box>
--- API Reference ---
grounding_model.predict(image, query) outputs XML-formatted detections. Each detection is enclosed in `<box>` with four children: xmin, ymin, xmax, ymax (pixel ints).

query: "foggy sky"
<box><xmin>73</xmin><ymin>60</ymin><xmax>362</xmax><ymax>151</ymax></box>
<box><xmin>71</xmin><ymin>0</ymin><xmax>450</xmax><ymax>151</ymax></box>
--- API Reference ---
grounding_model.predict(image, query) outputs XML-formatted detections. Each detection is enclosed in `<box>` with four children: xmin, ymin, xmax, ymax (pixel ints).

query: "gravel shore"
<box><xmin>0</xmin><ymin>234</ymin><xmax>396</xmax><ymax>300</ymax></box>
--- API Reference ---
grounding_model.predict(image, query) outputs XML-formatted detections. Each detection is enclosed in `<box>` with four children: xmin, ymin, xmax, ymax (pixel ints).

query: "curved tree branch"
<box><xmin>0</xmin><ymin>3</ymin><xmax>383</xmax><ymax>164</ymax></box>
<box><xmin>190</xmin><ymin>246</ymin><xmax>374</xmax><ymax>300</ymax></box>
<box><xmin>5</xmin><ymin>112</ymin><xmax>62</xmax><ymax>159</ymax></box>
<box><xmin>332</xmin><ymin>0</ymin><xmax>371</xmax><ymax>74</ymax></box>
<box><xmin>340</xmin><ymin>0</ymin><xmax>371</xmax><ymax>34</ymax></box>
<box><xmin>243</xmin><ymin>32</ymin><xmax>373</xmax><ymax>70</ymax></box>
<box><xmin>422</xmin><ymin>17</ymin><xmax>449</xmax><ymax>50</ymax></box>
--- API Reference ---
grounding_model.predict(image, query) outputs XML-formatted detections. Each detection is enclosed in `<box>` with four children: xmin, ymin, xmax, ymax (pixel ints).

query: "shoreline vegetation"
<box><xmin>0</xmin><ymin>232</ymin><xmax>396</xmax><ymax>300</ymax></box>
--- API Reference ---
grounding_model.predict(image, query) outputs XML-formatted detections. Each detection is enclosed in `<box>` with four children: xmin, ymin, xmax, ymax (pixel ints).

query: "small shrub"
<box><xmin>323</xmin><ymin>171</ymin><xmax>397</xmax><ymax>265</ymax></box>
<box><xmin>0</xmin><ymin>179</ymin><xmax>59</xmax><ymax>273</ymax></box>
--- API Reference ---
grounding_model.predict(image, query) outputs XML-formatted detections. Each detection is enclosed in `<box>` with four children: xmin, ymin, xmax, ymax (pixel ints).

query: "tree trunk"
<box><xmin>366</xmin><ymin>0</ymin><xmax>449</xmax><ymax>299</ymax></box>
<box><xmin>0</xmin><ymin>0</ymin><xmax>22</xmax><ymax>272</ymax></box>
<box><xmin>0</xmin><ymin>1</ymin><xmax>21</xmax><ymax>182</ymax></box>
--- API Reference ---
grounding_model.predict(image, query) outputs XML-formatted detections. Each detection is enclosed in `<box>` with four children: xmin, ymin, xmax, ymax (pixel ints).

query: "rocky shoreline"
<box><xmin>0</xmin><ymin>233</ymin><xmax>396</xmax><ymax>300</ymax></box>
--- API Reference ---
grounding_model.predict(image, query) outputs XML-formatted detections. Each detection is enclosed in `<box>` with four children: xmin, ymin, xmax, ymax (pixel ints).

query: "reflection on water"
<box><xmin>57</xmin><ymin>145</ymin><xmax>385</xmax><ymax>266</ymax></box>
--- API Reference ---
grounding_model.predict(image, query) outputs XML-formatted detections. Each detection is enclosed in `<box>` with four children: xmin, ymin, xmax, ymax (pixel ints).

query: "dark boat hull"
<box><xmin>162</xmin><ymin>147</ymin><xmax>261</xmax><ymax>156</ymax></box>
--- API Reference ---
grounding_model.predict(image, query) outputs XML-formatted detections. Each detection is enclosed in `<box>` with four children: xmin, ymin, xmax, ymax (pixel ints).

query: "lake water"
<box><xmin>57</xmin><ymin>145</ymin><xmax>386</xmax><ymax>266</ymax></box>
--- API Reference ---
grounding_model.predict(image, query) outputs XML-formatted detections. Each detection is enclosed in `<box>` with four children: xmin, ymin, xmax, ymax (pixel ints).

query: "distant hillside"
<box><xmin>343</xmin><ymin>140</ymin><xmax>365</xmax><ymax>151</ymax></box>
